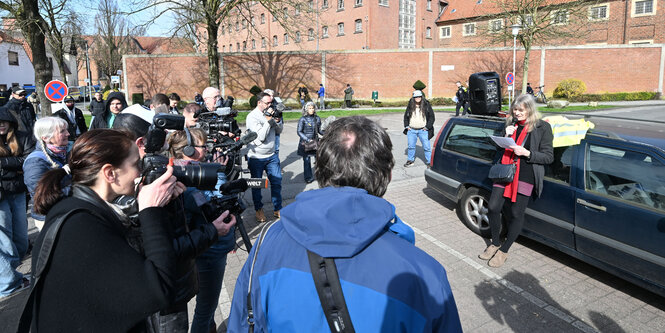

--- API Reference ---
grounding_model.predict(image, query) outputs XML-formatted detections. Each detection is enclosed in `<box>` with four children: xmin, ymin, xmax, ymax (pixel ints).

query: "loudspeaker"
<box><xmin>183</xmin><ymin>127</ymin><xmax>195</xmax><ymax>157</ymax></box>
<box><xmin>468</xmin><ymin>72</ymin><xmax>502</xmax><ymax>115</ymax></box>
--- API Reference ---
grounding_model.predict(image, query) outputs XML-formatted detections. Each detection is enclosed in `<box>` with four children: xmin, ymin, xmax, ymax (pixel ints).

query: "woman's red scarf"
<box><xmin>501</xmin><ymin>120</ymin><xmax>529</xmax><ymax>202</ymax></box>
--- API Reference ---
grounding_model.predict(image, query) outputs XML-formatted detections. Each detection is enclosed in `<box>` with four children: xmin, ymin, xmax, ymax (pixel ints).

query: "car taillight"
<box><xmin>430</xmin><ymin>118</ymin><xmax>450</xmax><ymax>167</ymax></box>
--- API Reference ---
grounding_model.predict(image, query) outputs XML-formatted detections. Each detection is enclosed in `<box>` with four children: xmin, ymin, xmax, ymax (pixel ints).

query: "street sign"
<box><xmin>44</xmin><ymin>80</ymin><xmax>68</xmax><ymax>103</ymax></box>
<box><xmin>116</xmin><ymin>70</ymin><xmax>123</xmax><ymax>75</ymax></box>
<box><xmin>84</xmin><ymin>78</ymin><xmax>91</xmax><ymax>84</ymax></box>
<box><xmin>111</xmin><ymin>76</ymin><xmax>121</xmax><ymax>84</ymax></box>
<box><xmin>505</xmin><ymin>72</ymin><xmax>515</xmax><ymax>85</ymax></box>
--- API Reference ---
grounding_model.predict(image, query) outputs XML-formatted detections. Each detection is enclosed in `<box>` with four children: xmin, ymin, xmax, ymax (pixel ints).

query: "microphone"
<box><xmin>220</xmin><ymin>131</ymin><xmax>258</xmax><ymax>154</ymax></box>
<box><xmin>219</xmin><ymin>178</ymin><xmax>269</xmax><ymax>195</ymax></box>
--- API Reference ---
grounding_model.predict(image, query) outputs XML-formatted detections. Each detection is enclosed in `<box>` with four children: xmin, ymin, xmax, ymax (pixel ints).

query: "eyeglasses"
<box><xmin>18</xmin><ymin>94</ymin><xmax>26</xmax><ymax>97</ymax></box>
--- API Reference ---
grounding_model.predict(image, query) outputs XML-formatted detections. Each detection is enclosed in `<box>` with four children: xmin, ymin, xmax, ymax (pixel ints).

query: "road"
<box><xmin>2</xmin><ymin>106</ymin><xmax>664</xmax><ymax>332</ymax></box>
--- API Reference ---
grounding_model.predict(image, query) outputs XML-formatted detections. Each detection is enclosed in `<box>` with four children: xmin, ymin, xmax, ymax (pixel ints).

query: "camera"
<box><xmin>141</xmin><ymin>113</ymin><xmax>224</xmax><ymax>190</ymax></box>
<box><xmin>196</xmin><ymin>96</ymin><xmax>240</xmax><ymax>138</ymax></box>
<box><xmin>192</xmin><ymin>178</ymin><xmax>268</xmax><ymax>224</ymax></box>
<box><xmin>264</xmin><ymin>96</ymin><xmax>285</xmax><ymax>119</ymax></box>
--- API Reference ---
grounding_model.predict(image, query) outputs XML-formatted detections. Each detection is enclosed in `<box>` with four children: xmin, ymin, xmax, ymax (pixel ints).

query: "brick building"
<box><xmin>213</xmin><ymin>0</ymin><xmax>444</xmax><ymax>52</ymax></box>
<box><xmin>436</xmin><ymin>0</ymin><xmax>665</xmax><ymax>48</ymax></box>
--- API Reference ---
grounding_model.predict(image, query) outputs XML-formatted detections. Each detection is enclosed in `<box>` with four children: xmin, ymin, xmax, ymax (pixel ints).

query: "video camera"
<box><xmin>195</xmin><ymin>96</ymin><xmax>240</xmax><ymax>138</ymax></box>
<box><xmin>264</xmin><ymin>96</ymin><xmax>285</xmax><ymax>119</ymax></box>
<box><xmin>191</xmin><ymin>178</ymin><xmax>268</xmax><ymax>223</ymax></box>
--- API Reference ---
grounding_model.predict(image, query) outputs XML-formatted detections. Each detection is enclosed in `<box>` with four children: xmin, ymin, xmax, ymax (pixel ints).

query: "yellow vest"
<box><xmin>542</xmin><ymin>116</ymin><xmax>595</xmax><ymax>148</ymax></box>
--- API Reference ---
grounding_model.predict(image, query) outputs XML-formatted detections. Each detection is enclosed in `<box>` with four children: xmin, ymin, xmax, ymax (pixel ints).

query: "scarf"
<box><xmin>47</xmin><ymin>144</ymin><xmax>68</xmax><ymax>161</ymax></box>
<box><xmin>501</xmin><ymin>120</ymin><xmax>529</xmax><ymax>202</ymax></box>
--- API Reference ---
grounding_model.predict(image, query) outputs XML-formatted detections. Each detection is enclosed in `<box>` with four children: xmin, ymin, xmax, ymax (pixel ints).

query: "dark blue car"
<box><xmin>425</xmin><ymin>115</ymin><xmax>665</xmax><ymax>297</ymax></box>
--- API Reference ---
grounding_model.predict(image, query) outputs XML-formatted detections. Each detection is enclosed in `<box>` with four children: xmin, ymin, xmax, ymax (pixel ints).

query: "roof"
<box><xmin>0</xmin><ymin>30</ymin><xmax>21</xmax><ymax>44</ymax></box>
<box><xmin>436</xmin><ymin>0</ymin><xmax>581</xmax><ymax>23</ymax></box>
<box><xmin>130</xmin><ymin>36</ymin><xmax>194</xmax><ymax>54</ymax></box>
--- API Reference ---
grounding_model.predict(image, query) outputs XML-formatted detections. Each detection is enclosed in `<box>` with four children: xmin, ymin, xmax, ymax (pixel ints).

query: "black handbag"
<box><xmin>303</xmin><ymin>138</ymin><xmax>318</xmax><ymax>152</ymax></box>
<box><xmin>488</xmin><ymin>162</ymin><xmax>517</xmax><ymax>183</ymax></box>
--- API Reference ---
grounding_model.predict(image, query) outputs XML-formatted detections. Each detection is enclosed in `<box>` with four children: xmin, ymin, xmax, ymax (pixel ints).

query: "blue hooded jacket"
<box><xmin>227</xmin><ymin>186</ymin><xmax>462</xmax><ymax>332</ymax></box>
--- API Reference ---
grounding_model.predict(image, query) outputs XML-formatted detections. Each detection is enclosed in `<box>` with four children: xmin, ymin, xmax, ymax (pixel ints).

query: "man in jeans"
<box><xmin>317</xmin><ymin>84</ymin><xmax>325</xmax><ymax>110</ymax></box>
<box><xmin>246</xmin><ymin>92</ymin><xmax>283</xmax><ymax>222</ymax></box>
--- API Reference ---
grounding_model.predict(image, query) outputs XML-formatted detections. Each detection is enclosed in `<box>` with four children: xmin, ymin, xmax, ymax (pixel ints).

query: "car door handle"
<box><xmin>577</xmin><ymin>198</ymin><xmax>607</xmax><ymax>212</ymax></box>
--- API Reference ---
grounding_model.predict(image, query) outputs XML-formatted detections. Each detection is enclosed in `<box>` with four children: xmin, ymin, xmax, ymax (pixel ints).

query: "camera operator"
<box><xmin>28</xmin><ymin>129</ymin><xmax>185</xmax><ymax>332</ymax></box>
<box><xmin>167</xmin><ymin>128</ymin><xmax>236</xmax><ymax>333</ymax></box>
<box><xmin>182</xmin><ymin>103</ymin><xmax>201</xmax><ymax>128</ymax></box>
<box><xmin>200</xmin><ymin>86</ymin><xmax>240</xmax><ymax>139</ymax></box>
<box><xmin>246</xmin><ymin>92</ymin><xmax>283</xmax><ymax>222</ymax></box>
<box><xmin>263</xmin><ymin>89</ymin><xmax>283</xmax><ymax>157</ymax></box>
<box><xmin>150</xmin><ymin>93</ymin><xmax>171</xmax><ymax>115</ymax></box>
<box><xmin>112</xmin><ymin>110</ymin><xmax>235</xmax><ymax>333</ymax></box>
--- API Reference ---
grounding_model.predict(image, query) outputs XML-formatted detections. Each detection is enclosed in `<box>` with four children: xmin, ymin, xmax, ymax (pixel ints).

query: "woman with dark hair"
<box><xmin>29</xmin><ymin>129</ymin><xmax>186</xmax><ymax>332</ymax></box>
<box><xmin>23</xmin><ymin>116</ymin><xmax>71</xmax><ymax>229</ymax></box>
<box><xmin>403</xmin><ymin>90</ymin><xmax>435</xmax><ymax>167</ymax></box>
<box><xmin>479</xmin><ymin>94</ymin><xmax>553</xmax><ymax>267</ymax></box>
<box><xmin>297</xmin><ymin>101</ymin><xmax>323</xmax><ymax>183</ymax></box>
<box><xmin>0</xmin><ymin>107</ymin><xmax>34</xmax><ymax>298</ymax></box>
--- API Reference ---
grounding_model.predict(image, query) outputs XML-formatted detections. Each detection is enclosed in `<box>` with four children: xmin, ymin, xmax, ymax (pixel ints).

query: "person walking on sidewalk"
<box><xmin>403</xmin><ymin>90</ymin><xmax>434</xmax><ymax>167</ymax></box>
<box><xmin>455</xmin><ymin>81</ymin><xmax>469</xmax><ymax>116</ymax></box>
<box><xmin>317</xmin><ymin>84</ymin><xmax>325</xmax><ymax>110</ymax></box>
<box><xmin>297</xmin><ymin>102</ymin><xmax>323</xmax><ymax>183</ymax></box>
<box><xmin>343</xmin><ymin>84</ymin><xmax>354</xmax><ymax>108</ymax></box>
<box><xmin>246</xmin><ymin>92</ymin><xmax>283</xmax><ymax>222</ymax></box>
<box><xmin>479</xmin><ymin>94</ymin><xmax>553</xmax><ymax>268</ymax></box>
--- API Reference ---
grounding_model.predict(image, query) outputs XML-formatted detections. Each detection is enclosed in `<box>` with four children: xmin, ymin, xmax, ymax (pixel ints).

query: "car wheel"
<box><xmin>457</xmin><ymin>187</ymin><xmax>492</xmax><ymax>238</ymax></box>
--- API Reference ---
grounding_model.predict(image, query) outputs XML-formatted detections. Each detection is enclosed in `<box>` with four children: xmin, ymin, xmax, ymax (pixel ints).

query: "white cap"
<box><xmin>412</xmin><ymin>90</ymin><xmax>423</xmax><ymax>98</ymax></box>
<box><xmin>121</xmin><ymin>104</ymin><xmax>154</xmax><ymax>124</ymax></box>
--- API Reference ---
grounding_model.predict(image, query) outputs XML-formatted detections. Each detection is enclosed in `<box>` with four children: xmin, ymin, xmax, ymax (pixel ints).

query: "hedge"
<box><xmin>568</xmin><ymin>91</ymin><xmax>660</xmax><ymax>102</ymax></box>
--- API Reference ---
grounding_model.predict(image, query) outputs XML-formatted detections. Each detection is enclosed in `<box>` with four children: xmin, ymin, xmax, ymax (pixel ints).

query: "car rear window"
<box><xmin>443</xmin><ymin>123</ymin><xmax>501</xmax><ymax>161</ymax></box>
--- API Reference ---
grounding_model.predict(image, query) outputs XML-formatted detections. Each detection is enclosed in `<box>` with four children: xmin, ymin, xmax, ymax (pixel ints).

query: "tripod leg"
<box><xmin>235</xmin><ymin>213</ymin><xmax>253</xmax><ymax>251</ymax></box>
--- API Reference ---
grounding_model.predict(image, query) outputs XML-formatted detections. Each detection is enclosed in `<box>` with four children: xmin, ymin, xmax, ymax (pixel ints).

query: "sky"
<box><xmin>75</xmin><ymin>1</ymin><xmax>178</xmax><ymax>37</ymax></box>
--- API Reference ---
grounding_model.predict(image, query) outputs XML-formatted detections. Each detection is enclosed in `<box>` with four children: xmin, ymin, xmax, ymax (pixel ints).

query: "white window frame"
<box><xmin>309</xmin><ymin>0</ymin><xmax>314</xmax><ymax>11</ymax></box>
<box><xmin>426</xmin><ymin>27</ymin><xmax>432</xmax><ymax>38</ymax></box>
<box><xmin>462</xmin><ymin>23</ymin><xmax>476</xmax><ymax>36</ymax></box>
<box><xmin>379</xmin><ymin>0</ymin><xmax>389</xmax><ymax>7</ymax></box>
<box><xmin>355</xmin><ymin>0</ymin><xmax>363</xmax><ymax>6</ymax></box>
<box><xmin>440</xmin><ymin>25</ymin><xmax>451</xmax><ymax>38</ymax></box>
<box><xmin>322</xmin><ymin>0</ymin><xmax>329</xmax><ymax>8</ymax></box>
<box><xmin>488</xmin><ymin>19</ymin><xmax>503</xmax><ymax>33</ymax></box>
<box><xmin>295</xmin><ymin>4</ymin><xmax>301</xmax><ymax>15</ymax></box>
<box><xmin>284</xmin><ymin>33</ymin><xmax>289</xmax><ymax>44</ymax></box>
<box><xmin>551</xmin><ymin>10</ymin><xmax>569</xmax><ymax>25</ymax></box>
<box><xmin>338</xmin><ymin>22</ymin><xmax>345</xmax><ymax>35</ymax></box>
<box><xmin>516</xmin><ymin>15</ymin><xmax>534</xmax><ymax>28</ymax></box>
<box><xmin>355</xmin><ymin>19</ymin><xmax>363</xmax><ymax>32</ymax></box>
<box><xmin>589</xmin><ymin>3</ymin><xmax>609</xmax><ymax>21</ymax></box>
<box><xmin>261</xmin><ymin>37</ymin><xmax>267</xmax><ymax>48</ymax></box>
<box><xmin>322</xmin><ymin>26</ymin><xmax>329</xmax><ymax>38</ymax></box>
<box><xmin>427</xmin><ymin>0</ymin><xmax>432</xmax><ymax>11</ymax></box>
<box><xmin>273</xmin><ymin>35</ymin><xmax>278</xmax><ymax>46</ymax></box>
<box><xmin>632</xmin><ymin>0</ymin><xmax>656</xmax><ymax>16</ymax></box>
<box><xmin>252</xmin><ymin>39</ymin><xmax>256</xmax><ymax>49</ymax></box>
<box><xmin>242</xmin><ymin>41</ymin><xmax>247</xmax><ymax>50</ymax></box>
<box><xmin>283</xmin><ymin>7</ymin><xmax>289</xmax><ymax>18</ymax></box>
<box><xmin>308</xmin><ymin>28</ymin><xmax>315</xmax><ymax>40</ymax></box>
<box><xmin>295</xmin><ymin>31</ymin><xmax>301</xmax><ymax>42</ymax></box>
<box><xmin>338</xmin><ymin>0</ymin><xmax>345</xmax><ymax>10</ymax></box>
<box><xmin>260</xmin><ymin>13</ymin><xmax>265</xmax><ymax>24</ymax></box>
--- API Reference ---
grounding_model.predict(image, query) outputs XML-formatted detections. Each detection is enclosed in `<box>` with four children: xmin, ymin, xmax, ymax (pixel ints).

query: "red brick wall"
<box><xmin>124</xmin><ymin>45</ymin><xmax>663</xmax><ymax>103</ymax></box>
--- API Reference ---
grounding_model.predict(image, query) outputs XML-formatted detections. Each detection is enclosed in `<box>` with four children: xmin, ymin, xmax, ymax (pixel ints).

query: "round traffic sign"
<box><xmin>44</xmin><ymin>80</ymin><xmax>68</xmax><ymax>103</ymax></box>
<box><xmin>505</xmin><ymin>72</ymin><xmax>515</xmax><ymax>85</ymax></box>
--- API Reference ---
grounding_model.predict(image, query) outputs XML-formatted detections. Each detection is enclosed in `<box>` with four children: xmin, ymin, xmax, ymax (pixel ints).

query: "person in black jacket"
<box><xmin>479</xmin><ymin>94</ymin><xmax>553</xmax><ymax>268</ymax></box>
<box><xmin>89</xmin><ymin>91</ymin><xmax>127</xmax><ymax>129</ymax></box>
<box><xmin>89</xmin><ymin>91</ymin><xmax>105</xmax><ymax>121</ymax></box>
<box><xmin>297</xmin><ymin>101</ymin><xmax>323</xmax><ymax>183</ymax></box>
<box><xmin>4</xmin><ymin>87</ymin><xmax>36</xmax><ymax>135</ymax></box>
<box><xmin>403</xmin><ymin>90</ymin><xmax>435</xmax><ymax>167</ymax></box>
<box><xmin>455</xmin><ymin>81</ymin><xmax>469</xmax><ymax>117</ymax></box>
<box><xmin>0</xmin><ymin>106</ymin><xmax>34</xmax><ymax>298</ymax></box>
<box><xmin>53</xmin><ymin>95</ymin><xmax>88</xmax><ymax>148</ymax></box>
<box><xmin>29</xmin><ymin>129</ymin><xmax>187</xmax><ymax>332</ymax></box>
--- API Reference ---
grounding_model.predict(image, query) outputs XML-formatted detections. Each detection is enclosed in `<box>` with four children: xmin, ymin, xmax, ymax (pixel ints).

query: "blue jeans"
<box><xmin>0</xmin><ymin>192</ymin><xmax>28</xmax><ymax>297</ymax></box>
<box><xmin>190</xmin><ymin>243</ymin><xmax>229</xmax><ymax>333</ymax></box>
<box><xmin>248</xmin><ymin>153</ymin><xmax>282</xmax><ymax>211</ymax></box>
<box><xmin>303</xmin><ymin>155</ymin><xmax>314</xmax><ymax>182</ymax></box>
<box><xmin>274</xmin><ymin>135</ymin><xmax>280</xmax><ymax>158</ymax></box>
<box><xmin>407</xmin><ymin>128</ymin><xmax>431</xmax><ymax>164</ymax></box>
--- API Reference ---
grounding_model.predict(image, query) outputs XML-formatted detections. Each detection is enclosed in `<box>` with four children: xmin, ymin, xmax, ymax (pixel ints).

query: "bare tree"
<box><xmin>40</xmin><ymin>0</ymin><xmax>85</xmax><ymax>86</ymax></box>
<box><xmin>0</xmin><ymin>0</ymin><xmax>54</xmax><ymax>117</ymax></box>
<box><xmin>477</xmin><ymin>0</ymin><xmax>593</xmax><ymax>93</ymax></box>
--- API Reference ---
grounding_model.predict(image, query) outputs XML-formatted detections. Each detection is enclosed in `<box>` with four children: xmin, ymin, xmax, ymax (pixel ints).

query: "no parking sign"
<box><xmin>505</xmin><ymin>72</ymin><xmax>515</xmax><ymax>86</ymax></box>
<box><xmin>44</xmin><ymin>80</ymin><xmax>68</xmax><ymax>102</ymax></box>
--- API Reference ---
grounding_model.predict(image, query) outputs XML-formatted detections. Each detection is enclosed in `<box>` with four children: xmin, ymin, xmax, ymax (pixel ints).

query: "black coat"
<box><xmin>31</xmin><ymin>186</ymin><xmax>177</xmax><ymax>332</ymax></box>
<box><xmin>54</xmin><ymin>106</ymin><xmax>88</xmax><ymax>141</ymax></box>
<box><xmin>89</xmin><ymin>98</ymin><xmax>106</xmax><ymax>117</ymax></box>
<box><xmin>90</xmin><ymin>92</ymin><xmax>128</xmax><ymax>130</ymax></box>
<box><xmin>0</xmin><ymin>130</ymin><xmax>35</xmax><ymax>194</ymax></box>
<box><xmin>455</xmin><ymin>86</ymin><xmax>469</xmax><ymax>105</ymax></box>
<box><xmin>4</xmin><ymin>97</ymin><xmax>36</xmax><ymax>134</ymax></box>
<box><xmin>297</xmin><ymin>115</ymin><xmax>322</xmax><ymax>156</ymax></box>
<box><xmin>403</xmin><ymin>98</ymin><xmax>435</xmax><ymax>139</ymax></box>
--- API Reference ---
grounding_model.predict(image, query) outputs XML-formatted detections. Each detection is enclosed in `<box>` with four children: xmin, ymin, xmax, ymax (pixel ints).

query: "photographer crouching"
<box><xmin>111</xmin><ymin>109</ymin><xmax>235</xmax><ymax>333</ymax></box>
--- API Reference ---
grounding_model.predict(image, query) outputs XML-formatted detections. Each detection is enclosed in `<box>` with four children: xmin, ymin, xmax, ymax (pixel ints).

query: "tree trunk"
<box><xmin>521</xmin><ymin>44</ymin><xmax>531</xmax><ymax>94</ymax></box>
<box><xmin>22</xmin><ymin>0</ymin><xmax>53</xmax><ymax>117</ymax></box>
<box><xmin>206</xmin><ymin>22</ymin><xmax>220</xmax><ymax>89</ymax></box>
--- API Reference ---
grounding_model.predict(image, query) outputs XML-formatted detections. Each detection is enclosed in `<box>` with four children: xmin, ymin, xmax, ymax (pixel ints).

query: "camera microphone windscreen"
<box><xmin>240</xmin><ymin>131</ymin><xmax>258</xmax><ymax>144</ymax></box>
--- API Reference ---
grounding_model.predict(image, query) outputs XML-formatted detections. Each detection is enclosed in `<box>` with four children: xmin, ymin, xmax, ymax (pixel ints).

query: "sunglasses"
<box><xmin>18</xmin><ymin>94</ymin><xmax>26</xmax><ymax>97</ymax></box>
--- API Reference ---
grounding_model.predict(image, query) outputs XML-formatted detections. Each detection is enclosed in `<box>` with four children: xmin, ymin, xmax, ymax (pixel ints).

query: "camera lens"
<box><xmin>173</xmin><ymin>163</ymin><xmax>222</xmax><ymax>190</ymax></box>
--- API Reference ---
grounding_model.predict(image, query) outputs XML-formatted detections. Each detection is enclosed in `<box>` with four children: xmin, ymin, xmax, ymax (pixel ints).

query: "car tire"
<box><xmin>457</xmin><ymin>187</ymin><xmax>493</xmax><ymax>238</ymax></box>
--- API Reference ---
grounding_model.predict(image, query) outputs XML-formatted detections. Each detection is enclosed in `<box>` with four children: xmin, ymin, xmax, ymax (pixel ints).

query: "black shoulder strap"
<box><xmin>307</xmin><ymin>251</ymin><xmax>356</xmax><ymax>333</ymax></box>
<box><xmin>15</xmin><ymin>208</ymin><xmax>95</xmax><ymax>333</ymax></box>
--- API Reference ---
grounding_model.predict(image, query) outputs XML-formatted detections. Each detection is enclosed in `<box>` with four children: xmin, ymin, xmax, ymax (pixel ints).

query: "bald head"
<box><xmin>202</xmin><ymin>87</ymin><xmax>221</xmax><ymax>111</ymax></box>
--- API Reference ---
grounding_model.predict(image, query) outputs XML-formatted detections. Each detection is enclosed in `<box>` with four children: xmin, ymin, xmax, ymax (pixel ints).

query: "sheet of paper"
<box><xmin>490</xmin><ymin>136</ymin><xmax>517</xmax><ymax>149</ymax></box>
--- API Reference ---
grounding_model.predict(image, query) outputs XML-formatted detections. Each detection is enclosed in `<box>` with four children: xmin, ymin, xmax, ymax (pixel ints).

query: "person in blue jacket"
<box><xmin>227</xmin><ymin>116</ymin><xmax>462</xmax><ymax>332</ymax></box>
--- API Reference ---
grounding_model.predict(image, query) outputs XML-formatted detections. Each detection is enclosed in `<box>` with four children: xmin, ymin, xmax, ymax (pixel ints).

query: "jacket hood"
<box><xmin>0</xmin><ymin>106</ymin><xmax>19</xmax><ymax>127</ymax></box>
<box><xmin>280</xmin><ymin>186</ymin><xmax>395</xmax><ymax>258</ymax></box>
<box><xmin>103</xmin><ymin>92</ymin><xmax>128</xmax><ymax>115</ymax></box>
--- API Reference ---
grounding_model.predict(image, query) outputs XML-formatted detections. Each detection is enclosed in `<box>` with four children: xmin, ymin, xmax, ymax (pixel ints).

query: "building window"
<box><xmin>517</xmin><ymin>15</ymin><xmax>533</xmax><ymax>28</ymax></box>
<box><xmin>309</xmin><ymin>0</ymin><xmax>314</xmax><ymax>11</ymax></box>
<box><xmin>222</xmin><ymin>45</ymin><xmax>226</xmax><ymax>52</ymax></box>
<box><xmin>242</xmin><ymin>19</ymin><xmax>247</xmax><ymax>29</ymax></box>
<box><xmin>251</xmin><ymin>16</ymin><xmax>255</xmax><ymax>25</ymax></box>
<box><xmin>273</xmin><ymin>35</ymin><xmax>278</xmax><ymax>46</ymax></box>
<box><xmin>427</xmin><ymin>0</ymin><xmax>431</xmax><ymax>10</ymax></box>
<box><xmin>337</xmin><ymin>22</ymin><xmax>345</xmax><ymax>35</ymax></box>
<box><xmin>379</xmin><ymin>0</ymin><xmax>388</xmax><ymax>6</ymax></box>
<box><xmin>308</xmin><ymin>28</ymin><xmax>315</xmax><ymax>40</ymax></box>
<box><xmin>355</xmin><ymin>19</ymin><xmax>363</xmax><ymax>32</ymax></box>
<box><xmin>338</xmin><ymin>0</ymin><xmax>344</xmax><ymax>10</ymax></box>
<box><xmin>262</xmin><ymin>37</ymin><xmax>267</xmax><ymax>48</ymax></box>
<box><xmin>228</xmin><ymin>24</ymin><xmax>232</xmax><ymax>32</ymax></box>
<box><xmin>355</xmin><ymin>0</ymin><xmax>363</xmax><ymax>6</ymax></box>
<box><xmin>552</xmin><ymin>10</ymin><xmax>569</xmax><ymax>24</ymax></box>
<box><xmin>633</xmin><ymin>0</ymin><xmax>655</xmax><ymax>16</ymax></box>
<box><xmin>322</xmin><ymin>26</ymin><xmax>329</xmax><ymax>38</ymax></box>
<box><xmin>322</xmin><ymin>0</ymin><xmax>329</xmax><ymax>9</ymax></box>
<box><xmin>229</xmin><ymin>44</ymin><xmax>233</xmax><ymax>52</ymax></box>
<box><xmin>272</xmin><ymin>13</ymin><xmax>277</xmax><ymax>21</ymax></box>
<box><xmin>242</xmin><ymin>41</ymin><xmax>247</xmax><ymax>50</ymax></box>
<box><xmin>252</xmin><ymin>39</ymin><xmax>256</xmax><ymax>49</ymax></box>
<box><xmin>235</xmin><ymin>21</ymin><xmax>240</xmax><ymax>31</ymax></box>
<box><xmin>221</xmin><ymin>25</ymin><xmax>225</xmax><ymax>35</ymax></box>
<box><xmin>398</xmin><ymin>0</ymin><xmax>416</xmax><ymax>48</ymax></box>
<box><xmin>283</xmin><ymin>7</ymin><xmax>289</xmax><ymax>18</ymax></box>
<box><xmin>589</xmin><ymin>4</ymin><xmax>609</xmax><ymax>20</ymax></box>
<box><xmin>295</xmin><ymin>4</ymin><xmax>301</xmax><ymax>15</ymax></box>
<box><xmin>426</xmin><ymin>27</ymin><xmax>431</xmax><ymax>38</ymax></box>
<box><xmin>489</xmin><ymin>19</ymin><xmax>503</xmax><ymax>33</ymax></box>
<box><xmin>284</xmin><ymin>33</ymin><xmax>289</xmax><ymax>44</ymax></box>
<box><xmin>237</xmin><ymin>42</ymin><xmax>240</xmax><ymax>50</ymax></box>
<box><xmin>260</xmin><ymin>13</ymin><xmax>265</xmax><ymax>24</ymax></box>
<box><xmin>295</xmin><ymin>31</ymin><xmax>301</xmax><ymax>42</ymax></box>
<box><xmin>440</xmin><ymin>26</ymin><xmax>451</xmax><ymax>38</ymax></box>
<box><xmin>463</xmin><ymin>23</ymin><xmax>476</xmax><ymax>36</ymax></box>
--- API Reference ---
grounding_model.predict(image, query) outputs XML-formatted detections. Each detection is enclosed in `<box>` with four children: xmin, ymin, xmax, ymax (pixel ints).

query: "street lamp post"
<box><xmin>510</xmin><ymin>24</ymin><xmax>521</xmax><ymax>108</ymax></box>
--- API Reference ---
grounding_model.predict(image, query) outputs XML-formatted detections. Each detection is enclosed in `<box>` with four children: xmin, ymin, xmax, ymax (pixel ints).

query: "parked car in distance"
<box><xmin>425</xmin><ymin>114</ymin><xmax>665</xmax><ymax>297</ymax></box>
<box><xmin>68</xmin><ymin>86</ymin><xmax>81</xmax><ymax>102</ymax></box>
<box><xmin>79</xmin><ymin>85</ymin><xmax>100</xmax><ymax>101</ymax></box>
